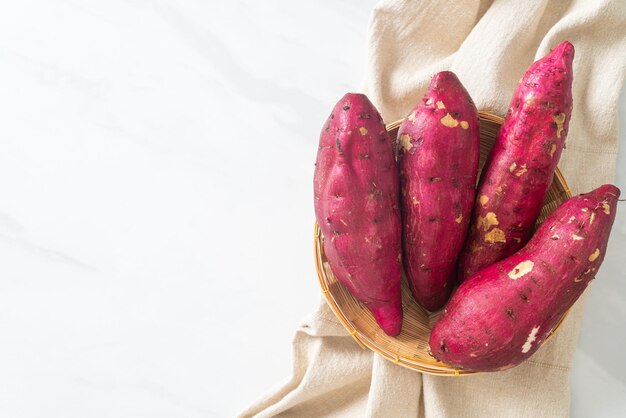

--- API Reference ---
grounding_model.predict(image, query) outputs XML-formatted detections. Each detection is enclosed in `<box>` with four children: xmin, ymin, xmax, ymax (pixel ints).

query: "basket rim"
<box><xmin>313</xmin><ymin>111</ymin><xmax>573</xmax><ymax>376</ymax></box>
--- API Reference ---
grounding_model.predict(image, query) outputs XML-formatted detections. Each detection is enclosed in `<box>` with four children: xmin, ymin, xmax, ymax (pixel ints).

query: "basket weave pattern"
<box><xmin>314</xmin><ymin>112</ymin><xmax>572</xmax><ymax>376</ymax></box>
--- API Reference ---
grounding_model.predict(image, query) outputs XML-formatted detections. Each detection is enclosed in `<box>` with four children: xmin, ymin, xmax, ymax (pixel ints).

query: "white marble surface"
<box><xmin>0</xmin><ymin>1</ymin><xmax>623</xmax><ymax>417</ymax></box>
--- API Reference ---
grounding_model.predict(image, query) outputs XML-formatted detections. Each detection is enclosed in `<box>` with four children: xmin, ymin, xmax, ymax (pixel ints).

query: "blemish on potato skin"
<box><xmin>436</xmin><ymin>100</ymin><xmax>446</xmax><ymax>109</ymax></box>
<box><xmin>600</xmin><ymin>202</ymin><xmax>610</xmax><ymax>214</ymax></box>
<box><xmin>399</xmin><ymin>134</ymin><xmax>413</xmax><ymax>152</ymax></box>
<box><xmin>485</xmin><ymin>227</ymin><xmax>506</xmax><ymax>243</ymax></box>
<box><xmin>521</xmin><ymin>326</ymin><xmax>540</xmax><ymax>353</ymax></box>
<box><xmin>408</xmin><ymin>111</ymin><xmax>417</xmax><ymax>122</ymax></box>
<box><xmin>553</xmin><ymin>113</ymin><xmax>566</xmax><ymax>138</ymax></box>
<box><xmin>455</xmin><ymin>213</ymin><xmax>463</xmax><ymax>224</ymax></box>
<box><xmin>550</xmin><ymin>143</ymin><xmax>557</xmax><ymax>157</ymax></box>
<box><xmin>425</xmin><ymin>98</ymin><xmax>433</xmax><ymax>105</ymax></box>
<box><xmin>460</xmin><ymin>121</ymin><xmax>469</xmax><ymax>129</ymax></box>
<box><xmin>440</xmin><ymin>113</ymin><xmax>459</xmax><ymax>128</ymax></box>
<box><xmin>509</xmin><ymin>162</ymin><xmax>527</xmax><ymax>176</ymax></box>
<box><xmin>576</xmin><ymin>267</ymin><xmax>597</xmax><ymax>282</ymax></box>
<box><xmin>335</xmin><ymin>138</ymin><xmax>344</xmax><ymax>155</ymax></box>
<box><xmin>508</xmin><ymin>260</ymin><xmax>534</xmax><ymax>280</ymax></box>
<box><xmin>478</xmin><ymin>212</ymin><xmax>499</xmax><ymax>231</ymax></box>
<box><xmin>572</xmin><ymin>234</ymin><xmax>583</xmax><ymax>241</ymax></box>
<box><xmin>505</xmin><ymin>308</ymin><xmax>516</xmax><ymax>320</ymax></box>
<box><xmin>479</xmin><ymin>195</ymin><xmax>489</xmax><ymax>206</ymax></box>
<box><xmin>359</xmin><ymin>127</ymin><xmax>368</xmax><ymax>135</ymax></box>
<box><xmin>588</xmin><ymin>248</ymin><xmax>600</xmax><ymax>262</ymax></box>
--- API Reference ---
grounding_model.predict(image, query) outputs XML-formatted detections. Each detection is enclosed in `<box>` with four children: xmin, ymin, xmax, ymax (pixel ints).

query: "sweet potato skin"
<box><xmin>458</xmin><ymin>41</ymin><xmax>575</xmax><ymax>282</ymax></box>
<box><xmin>430</xmin><ymin>184</ymin><xmax>620</xmax><ymax>372</ymax></box>
<box><xmin>398</xmin><ymin>71</ymin><xmax>479</xmax><ymax>311</ymax></box>
<box><xmin>314</xmin><ymin>93</ymin><xmax>403</xmax><ymax>336</ymax></box>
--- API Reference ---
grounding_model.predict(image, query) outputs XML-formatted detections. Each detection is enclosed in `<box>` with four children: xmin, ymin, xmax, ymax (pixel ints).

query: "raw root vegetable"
<box><xmin>458</xmin><ymin>41</ymin><xmax>575</xmax><ymax>282</ymax></box>
<box><xmin>398</xmin><ymin>71</ymin><xmax>480</xmax><ymax>311</ymax></box>
<box><xmin>314</xmin><ymin>93</ymin><xmax>403</xmax><ymax>336</ymax></box>
<box><xmin>430</xmin><ymin>184</ymin><xmax>620</xmax><ymax>372</ymax></box>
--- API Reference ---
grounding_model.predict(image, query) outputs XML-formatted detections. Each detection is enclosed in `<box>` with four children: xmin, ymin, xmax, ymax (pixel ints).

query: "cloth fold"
<box><xmin>239</xmin><ymin>299</ymin><xmax>422</xmax><ymax>418</ymax></box>
<box><xmin>241</xmin><ymin>0</ymin><xmax>626</xmax><ymax>416</ymax></box>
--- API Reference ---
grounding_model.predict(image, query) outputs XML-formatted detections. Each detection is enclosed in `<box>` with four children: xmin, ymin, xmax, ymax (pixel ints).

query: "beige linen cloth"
<box><xmin>241</xmin><ymin>0</ymin><xmax>626</xmax><ymax>417</ymax></box>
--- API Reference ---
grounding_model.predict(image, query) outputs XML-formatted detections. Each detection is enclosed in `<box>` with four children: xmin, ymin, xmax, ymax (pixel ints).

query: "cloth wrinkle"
<box><xmin>240</xmin><ymin>1</ymin><xmax>626</xmax><ymax>416</ymax></box>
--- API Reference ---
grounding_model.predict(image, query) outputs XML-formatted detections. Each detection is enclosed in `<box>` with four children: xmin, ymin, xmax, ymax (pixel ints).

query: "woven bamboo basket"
<box><xmin>314</xmin><ymin>111</ymin><xmax>573</xmax><ymax>376</ymax></box>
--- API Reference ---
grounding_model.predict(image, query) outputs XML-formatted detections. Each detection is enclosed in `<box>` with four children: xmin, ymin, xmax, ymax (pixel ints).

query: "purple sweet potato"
<box><xmin>314</xmin><ymin>93</ymin><xmax>403</xmax><ymax>336</ymax></box>
<box><xmin>458</xmin><ymin>41</ymin><xmax>575</xmax><ymax>283</ymax></box>
<box><xmin>398</xmin><ymin>71</ymin><xmax>480</xmax><ymax>311</ymax></box>
<box><xmin>430</xmin><ymin>184</ymin><xmax>620</xmax><ymax>372</ymax></box>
